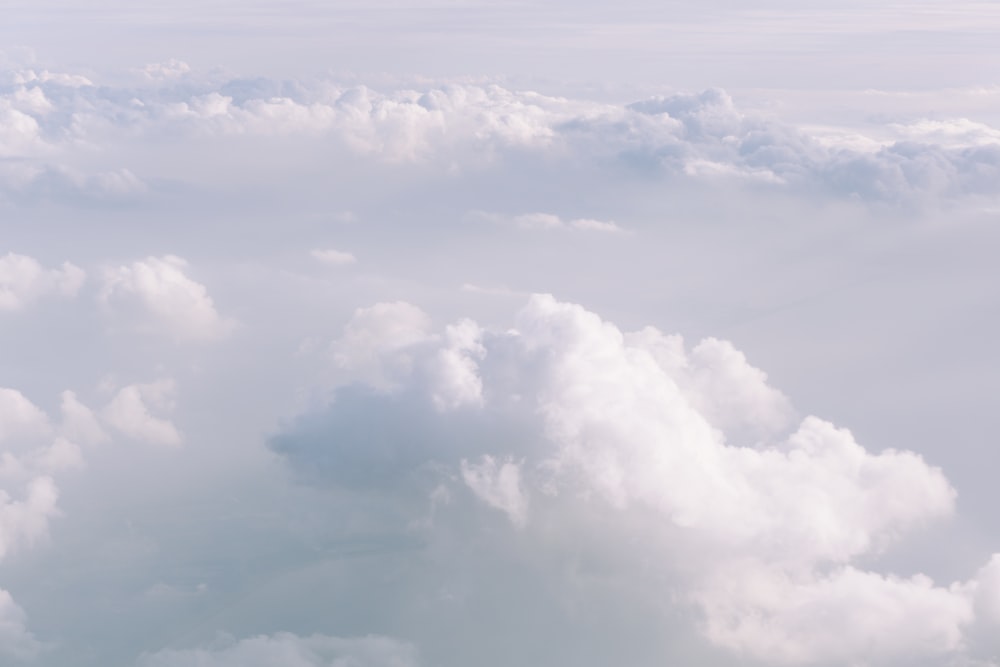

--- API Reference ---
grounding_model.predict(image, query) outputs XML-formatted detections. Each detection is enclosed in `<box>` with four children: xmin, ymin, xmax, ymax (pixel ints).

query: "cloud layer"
<box><xmin>2</xmin><ymin>65</ymin><xmax>1000</xmax><ymax>205</ymax></box>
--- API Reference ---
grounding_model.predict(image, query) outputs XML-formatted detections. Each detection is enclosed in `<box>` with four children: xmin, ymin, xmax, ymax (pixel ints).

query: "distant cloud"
<box><xmin>310</xmin><ymin>248</ymin><xmax>357</xmax><ymax>265</ymax></box>
<box><xmin>3</xmin><ymin>68</ymin><xmax>1000</xmax><ymax>204</ymax></box>
<box><xmin>0</xmin><ymin>376</ymin><xmax>184</xmax><ymax>658</ymax></box>
<box><xmin>0</xmin><ymin>387</ymin><xmax>51</xmax><ymax>442</ymax></box>
<box><xmin>101</xmin><ymin>379</ymin><xmax>182</xmax><ymax>447</ymax></box>
<box><xmin>474</xmin><ymin>211</ymin><xmax>626</xmax><ymax>233</ymax></box>
<box><xmin>99</xmin><ymin>256</ymin><xmax>234</xmax><ymax>342</ymax></box>
<box><xmin>137</xmin><ymin>632</ymin><xmax>419</xmax><ymax>667</ymax></box>
<box><xmin>0</xmin><ymin>590</ymin><xmax>42</xmax><ymax>661</ymax></box>
<box><xmin>0</xmin><ymin>253</ymin><xmax>84</xmax><ymax>311</ymax></box>
<box><xmin>461</xmin><ymin>455</ymin><xmax>528</xmax><ymax>527</ymax></box>
<box><xmin>137</xmin><ymin>59</ymin><xmax>191</xmax><ymax>81</ymax></box>
<box><xmin>59</xmin><ymin>391</ymin><xmax>109</xmax><ymax>447</ymax></box>
<box><xmin>460</xmin><ymin>283</ymin><xmax>525</xmax><ymax>298</ymax></box>
<box><xmin>330</xmin><ymin>301</ymin><xmax>436</xmax><ymax>390</ymax></box>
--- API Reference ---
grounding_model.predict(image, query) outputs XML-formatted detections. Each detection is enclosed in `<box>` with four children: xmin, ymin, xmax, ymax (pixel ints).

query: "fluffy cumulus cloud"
<box><xmin>0</xmin><ymin>385</ymin><xmax>114</xmax><ymax>561</ymax></box>
<box><xmin>0</xmin><ymin>253</ymin><xmax>84</xmax><ymax>311</ymax></box>
<box><xmin>99</xmin><ymin>256</ymin><xmax>233</xmax><ymax>342</ymax></box>
<box><xmin>0</xmin><ymin>377</ymin><xmax>182</xmax><ymax>659</ymax></box>
<box><xmin>0</xmin><ymin>590</ymin><xmax>42</xmax><ymax>661</ymax></box>
<box><xmin>0</xmin><ymin>386</ymin><xmax>102</xmax><ymax>659</ymax></box>
<box><xmin>58</xmin><ymin>391</ymin><xmax>109</xmax><ymax>448</ymax></box>
<box><xmin>136</xmin><ymin>633</ymin><xmax>419</xmax><ymax>667</ymax></box>
<box><xmin>2</xmin><ymin>64</ymin><xmax>1000</xmax><ymax>203</ymax></box>
<box><xmin>273</xmin><ymin>295</ymin><xmax>1000</xmax><ymax>666</ymax></box>
<box><xmin>330</xmin><ymin>301</ymin><xmax>436</xmax><ymax>389</ymax></box>
<box><xmin>0</xmin><ymin>388</ymin><xmax>51</xmax><ymax>443</ymax></box>
<box><xmin>101</xmin><ymin>379</ymin><xmax>182</xmax><ymax>447</ymax></box>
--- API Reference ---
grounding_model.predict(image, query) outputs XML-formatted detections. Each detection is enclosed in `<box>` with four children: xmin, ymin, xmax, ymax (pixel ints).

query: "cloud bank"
<box><xmin>2</xmin><ymin>65</ymin><xmax>1000</xmax><ymax>205</ymax></box>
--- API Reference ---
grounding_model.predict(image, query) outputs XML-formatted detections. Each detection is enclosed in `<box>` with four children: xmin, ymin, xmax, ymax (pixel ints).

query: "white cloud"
<box><xmin>514</xmin><ymin>296</ymin><xmax>954</xmax><ymax>564</ymax></box>
<box><xmin>330</xmin><ymin>301</ymin><xmax>436</xmax><ymax>389</ymax></box>
<box><xmin>0</xmin><ymin>476</ymin><xmax>58</xmax><ymax>561</ymax></box>
<box><xmin>100</xmin><ymin>256</ymin><xmax>233</xmax><ymax>342</ymax></box>
<box><xmin>0</xmin><ymin>104</ymin><xmax>42</xmax><ymax>158</ymax></box>
<box><xmin>0</xmin><ymin>388</ymin><xmax>51</xmax><ymax>443</ymax></box>
<box><xmin>429</xmin><ymin>319</ymin><xmax>485</xmax><ymax>410</ymax></box>
<box><xmin>136</xmin><ymin>632</ymin><xmax>419</xmax><ymax>667</ymax></box>
<box><xmin>0</xmin><ymin>589</ymin><xmax>42</xmax><ymax>661</ymax></box>
<box><xmin>28</xmin><ymin>437</ymin><xmax>84</xmax><ymax>473</ymax></box>
<box><xmin>4</xmin><ymin>72</ymin><xmax>1000</xmax><ymax>203</ymax></box>
<box><xmin>310</xmin><ymin>248</ymin><xmax>357</xmax><ymax>265</ymax></box>
<box><xmin>0</xmin><ymin>389</ymin><xmax>67</xmax><ymax>659</ymax></box>
<box><xmin>15</xmin><ymin>68</ymin><xmax>92</xmax><ymax>88</ymax></box>
<box><xmin>695</xmin><ymin>561</ymin><xmax>973</xmax><ymax>664</ymax></box>
<box><xmin>9</xmin><ymin>86</ymin><xmax>53</xmax><ymax>115</ymax></box>
<box><xmin>890</xmin><ymin>118</ymin><xmax>1000</xmax><ymax>149</ymax></box>
<box><xmin>138</xmin><ymin>59</ymin><xmax>191</xmax><ymax>81</ymax></box>
<box><xmin>477</xmin><ymin>211</ymin><xmax>626</xmax><ymax>233</ymax></box>
<box><xmin>59</xmin><ymin>390</ymin><xmax>109</xmax><ymax>447</ymax></box>
<box><xmin>461</xmin><ymin>456</ymin><xmax>528</xmax><ymax>527</ymax></box>
<box><xmin>0</xmin><ymin>253</ymin><xmax>84</xmax><ymax>311</ymax></box>
<box><xmin>102</xmin><ymin>379</ymin><xmax>182</xmax><ymax>447</ymax></box>
<box><xmin>278</xmin><ymin>294</ymin><xmax>983</xmax><ymax>665</ymax></box>
<box><xmin>627</xmin><ymin>331</ymin><xmax>795</xmax><ymax>443</ymax></box>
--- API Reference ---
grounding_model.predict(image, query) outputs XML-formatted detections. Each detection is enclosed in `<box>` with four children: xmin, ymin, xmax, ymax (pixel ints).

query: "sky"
<box><xmin>2</xmin><ymin>2</ymin><xmax>1000</xmax><ymax>666</ymax></box>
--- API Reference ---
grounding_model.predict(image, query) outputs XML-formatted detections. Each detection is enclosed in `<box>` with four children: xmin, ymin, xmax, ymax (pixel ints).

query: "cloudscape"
<box><xmin>3</xmin><ymin>2</ymin><xmax>1000</xmax><ymax>666</ymax></box>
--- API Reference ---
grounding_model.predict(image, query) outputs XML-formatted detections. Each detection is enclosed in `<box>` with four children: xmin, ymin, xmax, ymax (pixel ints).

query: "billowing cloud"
<box><xmin>272</xmin><ymin>294</ymin><xmax>999</xmax><ymax>665</ymax></box>
<box><xmin>99</xmin><ymin>256</ymin><xmax>233</xmax><ymax>342</ymax></box>
<box><xmin>0</xmin><ymin>253</ymin><xmax>84</xmax><ymax>312</ymax></box>
<box><xmin>136</xmin><ymin>633</ymin><xmax>419</xmax><ymax>667</ymax></box>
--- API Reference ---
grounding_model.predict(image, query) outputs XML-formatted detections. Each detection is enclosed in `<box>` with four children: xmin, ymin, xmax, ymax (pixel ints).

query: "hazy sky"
<box><xmin>2</xmin><ymin>2</ymin><xmax>1000</xmax><ymax>666</ymax></box>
